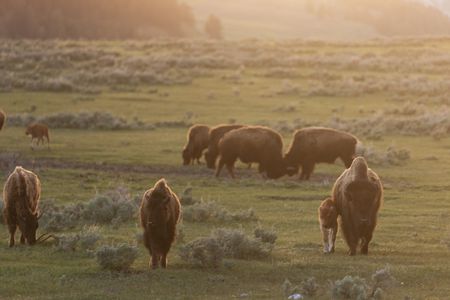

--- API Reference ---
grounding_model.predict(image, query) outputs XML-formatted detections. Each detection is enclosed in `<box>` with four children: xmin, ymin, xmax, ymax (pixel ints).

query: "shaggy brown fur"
<box><xmin>182</xmin><ymin>124</ymin><xmax>210</xmax><ymax>165</ymax></box>
<box><xmin>3</xmin><ymin>166</ymin><xmax>42</xmax><ymax>247</ymax></box>
<box><xmin>284</xmin><ymin>127</ymin><xmax>358</xmax><ymax>180</ymax></box>
<box><xmin>204</xmin><ymin>124</ymin><xmax>245</xmax><ymax>169</ymax></box>
<box><xmin>332</xmin><ymin>157</ymin><xmax>383</xmax><ymax>256</ymax></box>
<box><xmin>318</xmin><ymin>197</ymin><xmax>338</xmax><ymax>254</ymax></box>
<box><xmin>215</xmin><ymin>126</ymin><xmax>286</xmax><ymax>179</ymax></box>
<box><xmin>140</xmin><ymin>179</ymin><xmax>181</xmax><ymax>269</ymax></box>
<box><xmin>26</xmin><ymin>123</ymin><xmax>50</xmax><ymax>150</ymax></box>
<box><xmin>0</xmin><ymin>109</ymin><xmax>5</xmax><ymax>131</ymax></box>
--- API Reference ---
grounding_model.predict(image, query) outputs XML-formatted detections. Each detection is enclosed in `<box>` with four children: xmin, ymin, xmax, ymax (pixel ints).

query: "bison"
<box><xmin>318</xmin><ymin>197</ymin><xmax>338</xmax><ymax>254</ymax></box>
<box><xmin>26</xmin><ymin>123</ymin><xmax>50</xmax><ymax>150</ymax></box>
<box><xmin>215</xmin><ymin>126</ymin><xmax>287</xmax><ymax>179</ymax></box>
<box><xmin>182</xmin><ymin>124</ymin><xmax>210</xmax><ymax>165</ymax></box>
<box><xmin>284</xmin><ymin>127</ymin><xmax>358</xmax><ymax>180</ymax></box>
<box><xmin>140</xmin><ymin>178</ymin><xmax>181</xmax><ymax>269</ymax></box>
<box><xmin>332</xmin><ymin>156</ymin><xmax>383</xmax><ymax>256</ymax></box>
<box><xmin>204</xmin><ymin>124</ymin><xmax>245</xmax><ymax>169</ymax></box>
<box><xmin>3</xmin><ymin>166</ymin><xmax>42</xmax><ymax>247</ymax></box>
<box><xmin>0</xmin><ymin>109</ymin><xmax>5</xmax><ymax>131</ymax></box>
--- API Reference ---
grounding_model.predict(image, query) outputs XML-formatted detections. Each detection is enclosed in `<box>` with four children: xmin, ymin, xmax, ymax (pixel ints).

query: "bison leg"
<box><xmin>329</xmin><ymin>223</ymin><xmax>338</xmax><ymax>253</ymax></box>
<box><xmin>8</xmin><ymin>224</ymin><xmax>17</xmax><ymax>247</ymax></box>
<box><xmin>321</xmin><ymin>226</ymin><xmax>330</xmax><ymax>254</ymax></box>
<box><xmin>215</xmin><ymin>159</ymin><xmax>225</xmax><ymax>177</ymax></box>
<box><xmin>225</xmin><ymin>163</ymin><xmax>236</xmax><ymax>179</ymax></box>
<box><xmin>161</xmin><ymin>253</ymin><xmax>168</xmax><ymax>269</ymax></box>
<box><xmin>300</xmin><ymin>162</ymin><xmax>315</xmax><ymax>180</ymax></box>
<box><xmin>20</xmin><ymin>233</ymin><xmax>25</xmax><ymax>244</ymax></box>
<box><xmin>30</xmin><ymin>138</ymin><xmax>35</xmax><ymax>150</ymax></box>
<box><xmin>151</xmin><ymin>253</ymin><xmax>159</xmax><ymax>269</ymax></box>
<box><xmin>361</xmin><ymin>232</ymin><xmax>373</xmax><ymax>255</ymax></box>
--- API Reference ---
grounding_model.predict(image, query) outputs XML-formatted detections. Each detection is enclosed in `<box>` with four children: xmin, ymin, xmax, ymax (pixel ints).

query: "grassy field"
<box><xmin>1</xmin><ymin>38</ymin><xmax>450</xmax><ymax>299</ymax></box>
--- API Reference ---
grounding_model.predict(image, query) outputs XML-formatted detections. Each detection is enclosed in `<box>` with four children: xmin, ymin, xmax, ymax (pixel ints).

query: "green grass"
<box><xmin>1</xmin><ymin>39</ymin><xmax>450</xmax><ymax>299</ymax></box>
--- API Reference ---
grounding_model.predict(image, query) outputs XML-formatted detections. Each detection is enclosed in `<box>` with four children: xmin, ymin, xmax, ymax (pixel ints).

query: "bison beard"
<box><xmin>3</xmin><ymin>166</ymin><xmax>42</xmax><ymax>247</ymax></box>
<box><xmin>332</xmin><ymin>157</ymin><xmax>383</xmax><ymax>256</ymax></box>
<box><xmin>284</xmin><ymin>127</ymin><xmax>358</xmax><ymax>180</ymax></box>
<box><xmin>140</xmin><ymin>178</ymin><xmax>181</xmax><ymax>269</ymax></box>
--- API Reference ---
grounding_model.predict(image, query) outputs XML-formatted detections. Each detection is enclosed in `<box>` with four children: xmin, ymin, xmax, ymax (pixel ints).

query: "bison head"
<box><xmin>18</xmin><ymin>211</ymin><xmax>41</xmax><ymax>245</ymax></box>
<box><xmin>182</xmin><ymin>147</ymin><xmax>191</xmax><ymax>165</ymax></box>
<box><xmin>319</xmin><ymin>198</ymin><xmax>338</xmax><ymax>228</ymax></box>
<box><xmin>204</xmin><ymin>150</ymin><xmax>216</xmax><ymax>169</ymax></box>
<box><xmin>147</xmin><ymin>180</ymin><xmax>172</xmax><ymax>227</ymax></box>
<box><xmin>345</xmin><ymin>180</ymin><xmax>379</xmax><ymax>227</ymax></box>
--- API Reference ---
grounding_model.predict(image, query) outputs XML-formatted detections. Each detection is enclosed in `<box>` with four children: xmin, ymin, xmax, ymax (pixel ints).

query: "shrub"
<box><xmin>53</xmin><ymin>226</ymin><xmax>101</xmax><ymax>252</ymax></box>
<box><xmin>180</xmin><ymin>186</ymin><xmax>200</xmax><ymax>206</ymax></box>
<box><xmin>254</xmin><ymin>227</ymin><xmax>277</xmax><ymax>244</ymax></box>
<box><xmin>95</xmin><ymin>244</ymin><xmax>138</xmax><ymax>272</ymax></box>
<box><xmin>212</xmin><ymin>228</ymin><xmax>273</xmax><ymax>259</ymax></box>
<box><xmin>357</xmin><ymin>144</ymin><xmax>410</xmax><ymax>166</ymax></box>
<box><xmin>182</xmin><ymin>201</ymin><xmax>257</xmax><ymax>223</ymax></box>
<box><xmin>179</xmin><ymin>237</ymin><xmax>224</xmax><ymax>268</ymax></box>
<box><xmin>331</xmin><ymin>275</ymin><xmax>369</xmax><ymax>300</ymax></box>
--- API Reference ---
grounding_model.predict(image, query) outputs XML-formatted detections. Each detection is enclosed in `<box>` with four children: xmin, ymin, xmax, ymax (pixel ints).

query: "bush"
<box><xmin>95</xmin><ymin>244</ymin><xmax>138</xmax><ymax>272</ymax></box>
<box><xmin>53</xmin><ymin>226</ymin><xmax>101</xmax><ymax>252</ymax></box>
<box><xmin>212</xmin><ymin>228</ymin><xmax>273</xmax><ymax>259</ymax></box>
<box><xmin>179</xmin><ymin>237</ymin><xmax>224</xmax><ymax>268</ymax></box>
<box><xmin>331</xmin><ymin>275</ymin><xmax>369</xmax><ymax>300</ymax></box>
<box><xmin>254</xmin><ymin>227</ymin><xmax>277</xmax><ymax>244</ymax></box>
<box><xmin>357</xmin><ymin>144</ymin><xmax>410</xmax><ymax>166</ymax></box>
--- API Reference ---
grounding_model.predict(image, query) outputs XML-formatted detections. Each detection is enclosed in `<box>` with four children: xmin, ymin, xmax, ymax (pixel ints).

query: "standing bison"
<box><xmin>204</xmin><ymin>124</ymin><xmax>245</xmax><ymax>169</ymax></box>
<box><xmin>0</xmin><ymin>109</ymin><xmax>5</xmax><ymax>131</ymax></box>
<box><xmin>284</xmin><ymin>127</ymin><xmax>358</xmax><ymax>180</ymax></box>
<box><xmin>215</xmin><ymin>126</ymin><xmax>286</xmax><ymax>179</ymax></box>
<box><xmin>140</xmin><ymin>179</ymin><xmax>181</xmax><ymax>269</ymax></box>
<box><xmin>26</xmin><ymin>123</ymin><xmax>50</xmax><ymax>150</ymax></box>
<box><xmin>332</xmin><ymin>157</ymin><xmax>383</xmax><ymax>256</ymax></box>
<box><xmin>182</xmin><ymin>124</ymin><xmax>210</xmax><ymax>165</ymax></box>
<box><xmin>318</xmin><ymin>197</ymin><xmax>338</xmax><ymax>254</ymax></box>
<box><xmin>3</xmin><ymin>166</ymin><xmax>42</xmax><ymax>247</ymax></box>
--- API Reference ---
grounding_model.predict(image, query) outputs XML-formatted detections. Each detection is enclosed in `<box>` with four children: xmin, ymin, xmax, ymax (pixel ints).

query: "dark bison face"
<box><xmin>345</xmin><ymin>181</ymin><xmax>379</xmax><ymax>227</ymax></box>
<box><xmin>182</xmin><ymin>148</ymin><xmax>191</xmax><ymax>165</ymax></box>
<box><xmin>204</xmin><ymin>150</ymin><xmax>216</xmax><ymax>169</ymax></box>
<box><xmin>20</xmin><ymin>213</ymin><xmax>39</xmax><ymax>245</ymax></box>
<box><xmin>148</xmin><ymin>193</ymin><xmax>171</xmax><ymax>227</ymax></box>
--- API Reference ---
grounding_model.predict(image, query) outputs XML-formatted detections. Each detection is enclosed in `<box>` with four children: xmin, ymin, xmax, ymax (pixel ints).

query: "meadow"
<box><xmin>1</xmin><ymin>38</ymin><xmax>450</xmax><ymax>299</ymax></box>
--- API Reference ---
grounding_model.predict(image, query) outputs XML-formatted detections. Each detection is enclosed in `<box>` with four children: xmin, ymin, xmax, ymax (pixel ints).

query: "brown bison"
<box><xmin>182</xmin><ymin>124</ymin><xmax>210</xmax><ymax>165</ymax></box>
<box><xmin>140</xmin><ymin>178</ymin><xmax>181</xmax><ymax>269</ymax></box>
<box><xmin>332</xmin><ymin>157</ymin><xmax>383</xmax><ymax>256</ymax></box>
<box><xmin>318</xmin><ymin>197</ymin><xmax>338</xmax><ymax>254</ymax></box>
<box><xmin>3</xmin><ymin>166</ymin><xmax>42</xmax><ymax>247</ymax></box>
<box><xmin>204</xmin><ymin>124</ymin><xmax>245</xmax><ymax>169</ymax></box>
<box><xmin>284</xmin><ymin>127</ymin><xmax>358</xmax><ymax>180</ymax></box>
<box><xmin>26</xmin><ymin>123</ymin><xmax>50</xmax><ymax>150</ymax></box>
<box><xmin>0</xmin><ymin>109</ymin><xmax>5</xmax><ymax>131</ymax></box>
<box><xmin>215</xmin><ymin>126</ymin><xmax>286</xmax><ymax>179</ymax></box>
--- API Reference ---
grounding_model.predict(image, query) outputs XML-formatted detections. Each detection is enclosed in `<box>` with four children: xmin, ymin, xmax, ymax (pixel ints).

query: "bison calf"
<box><xmin>332</xmin><ymin>156</ymin><xmax>383</xmax><ymax>256</ymax></box>
<box><xmin>318</xmin><ymin>197</ymin><xmax>338</xmax><ymax>254</ymax></box>
<box><xmin>3</xmin><ymin>166</ymin><xmax>42</xmax><ymax>247</ymax></box>
<box><xmin>0</xmin><ymin>109</ymin><xmax>5</xmax><ymax>131</ymax></box>
<box><xmin>216</xmin><ymin>126</ymin><xmax>286</xmax><ymax>179</ymax></box>
<box><xmin>284</xmin><ymin>127</ymin><xmax>358</xmax><ymax>180</ymax></box>
<box><xmin>140</xmin><ymin>179</ymin><xmax>181</xmax><ymax>269</ymax></box>
<box><xmin>204</xmin><ymin>124</ymin><xmax>245</xmax><ymax>169</ymax></box>
<box><xmin>182</xmin><ymin>124</ymin><xmax>210</xmax><ymax>165</ymax></box>
<box><xmin>26</xmin><ymin>123</ymin><xmax>50</xmax><ymax>150</ymax></box>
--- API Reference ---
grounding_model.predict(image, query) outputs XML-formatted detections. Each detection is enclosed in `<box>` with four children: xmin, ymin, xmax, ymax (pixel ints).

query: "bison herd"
<box><xmin>1</xmin><ymin>117</ymin><xmax>383</xmax><ymax>270</ymax></box>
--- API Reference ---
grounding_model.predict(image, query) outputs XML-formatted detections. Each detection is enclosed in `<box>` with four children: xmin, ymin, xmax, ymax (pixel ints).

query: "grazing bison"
<box><xmin>204</xmin><ymin>124</ymin><xmax>245</xmax><ymax>169</ymax></box>
<box><xmin>215</xmin><ymin>126</ymin><xmax>286</xmax><ymax>179</ymax></box>
<box><xmin>0</xmin><ymin>109</ymin><xmax>5</xmax><ymax>131</ymax></box>
<box><xmin>284</xmin><ymin>127</ymin><xmax>358</xmax><ymax>180</ymax></box>
<box><xmin>140</xmin><ymin>179</ymin><xmax>181</xmax><ymax>269</ymax></box>
<box><xmin>26</xmin><ymin>123</ymin><xmax>50</xmax><ymax>150</ymax></box>
<box><xmin>332</xmin><ymin>157</ymin><xmax>383</xmax><ymax>256</ymax></box>
<box><xmin>3</xmin><ymin>166</ymin><xmax>42</xmax><ymax>247</ymax></box>
<box><xmin>318</xmin><ymin>197</ymin><xmax>338</xmax><ymax>254</ymax></box>
<box><xmin>182</xmin><ymin>124</ymin><xmax>210</xmax><ymax>165</ymax></box>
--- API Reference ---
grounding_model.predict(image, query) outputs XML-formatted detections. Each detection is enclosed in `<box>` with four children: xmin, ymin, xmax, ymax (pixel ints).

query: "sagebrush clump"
<box><xmin>95</xmin><ymin>243</ymin><xmax>138</xmax><ymax>272</ymax></box>
<box><xmin>179</xmin><ymin>237</ymin><xmax>224</xmax><ymax>268</ymax></box>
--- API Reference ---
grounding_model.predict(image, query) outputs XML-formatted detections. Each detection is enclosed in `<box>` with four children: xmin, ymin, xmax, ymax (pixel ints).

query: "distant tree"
<box><xmin>204</xmin><ymin>14</ymin><xmax>223</xmax><ymax>39</ymax></box>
